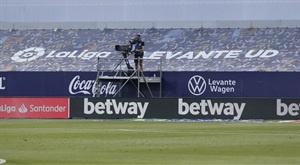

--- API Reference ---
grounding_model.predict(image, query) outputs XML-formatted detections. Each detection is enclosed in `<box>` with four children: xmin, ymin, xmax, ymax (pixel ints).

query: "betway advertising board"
<box><xmin>0</xmin><ymin>98</ymin><xmax>69</xmax><ymax>118</ymax></box>
<box><xmin>0</xmin><ymin>71</ymin><xmax>299</xmax><ymax>97</ymax></box>
<box><xmin>70</xmin><ymin>98</ymin><xmax>299</xmax><ymax>120</ymax></box>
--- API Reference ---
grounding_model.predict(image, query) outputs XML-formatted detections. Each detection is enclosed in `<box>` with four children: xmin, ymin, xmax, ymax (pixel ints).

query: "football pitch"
<box><xmin>0</xmin><ymin>119</ymin><xmax>299</xmax><ymax>165</ymax></box>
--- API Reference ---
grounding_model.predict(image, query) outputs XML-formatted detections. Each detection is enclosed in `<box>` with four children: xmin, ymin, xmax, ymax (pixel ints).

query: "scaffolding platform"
<box><xmin>94</xmin><ymin>57</ymin><xmax>162</xmax><ymax>98</ymax></box>
<box><xmin>98</xmin><ymin>76</ymin><xmax>161</xmax><ymax>83</ymax></box>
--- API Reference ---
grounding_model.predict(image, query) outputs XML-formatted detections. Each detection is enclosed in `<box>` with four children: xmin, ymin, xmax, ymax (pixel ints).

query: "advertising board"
<box><xmin>70</xmin><ymin>98</ymin><xmax>299</xmax><ymax>120</ymax></box>
<box><xmin>0</xmin><ymin>98</ymin><xmax>69</xmax><ymax>119</ymax></box>
<box><xmin>163</xmin><ymin>72</ymin><xmax>300</xmax><ymax>98</ymax></box>
<box><xmin>0</xmin><ymin>71</ymin><xmax>299</xmax><ymax>98</ymax></box>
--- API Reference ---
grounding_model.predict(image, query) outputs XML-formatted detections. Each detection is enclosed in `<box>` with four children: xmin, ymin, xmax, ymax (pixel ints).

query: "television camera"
<box><xmin>115</xmin><ymin>35</ymin><xmax>140</xmax><ymax>55</ymax></box>
<box><xmin>115</xmin><ymin>44</ymin><xmax>132</xmax><ymax>55</ymax></box>
<box><xmin>114</xmin><ymin>36</ymin><xmax>140</xmax><ymax>71</ymax></box>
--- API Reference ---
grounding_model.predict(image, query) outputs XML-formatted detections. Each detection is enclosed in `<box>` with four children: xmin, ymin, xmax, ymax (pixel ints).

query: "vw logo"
<box><xmin>188</xmin><ymin>75</ymin><xmax>206</xmax><ymax>96</ymax></box>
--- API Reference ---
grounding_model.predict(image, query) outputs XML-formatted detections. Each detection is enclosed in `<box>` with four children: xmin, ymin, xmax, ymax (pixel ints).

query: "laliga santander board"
<box><xmin>0</xmin><ymin>98</ymin><xmax>69</xmax><ymax>119</ymax></box>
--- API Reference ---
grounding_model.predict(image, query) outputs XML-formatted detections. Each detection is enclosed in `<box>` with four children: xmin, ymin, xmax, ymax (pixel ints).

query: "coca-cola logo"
<box><xmin>69</xmin><ymin>75</ymin><xmax>117</xmax><ymax>96</ymax></box>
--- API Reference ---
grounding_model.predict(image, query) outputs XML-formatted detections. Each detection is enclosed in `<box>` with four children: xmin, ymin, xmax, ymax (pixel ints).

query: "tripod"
<box><xmin>112</xmin><ymin>66</ymin><xmax>153</xmax><ymax>98</ymax></box>
<box><xmin>110</xmin><ymin>51</ymin><xmax>134</xmax><ymax>76</ymax></box>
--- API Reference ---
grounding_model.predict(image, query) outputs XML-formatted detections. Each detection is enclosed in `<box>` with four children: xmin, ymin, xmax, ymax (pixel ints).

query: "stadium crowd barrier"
<box><xmin>0</xmin><ymin>97</ymin><xmax>299</xmax><ymax>120</ymax></box>
<box><xmin>0</xmin><ymin>71</ymin><xmax>299</xmax><ymax>120</ymax></box>
<box><xmin>0</xmin><ymin>71</ymin><xmax>299</xmax><ymax>98</ymax></box>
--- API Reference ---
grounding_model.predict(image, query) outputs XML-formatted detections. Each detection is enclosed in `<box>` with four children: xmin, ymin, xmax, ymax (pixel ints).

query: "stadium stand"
<box><xmin>0</xmin><ymin>28</ymin><xmax>299</xmax><ymax>72</ymax></box>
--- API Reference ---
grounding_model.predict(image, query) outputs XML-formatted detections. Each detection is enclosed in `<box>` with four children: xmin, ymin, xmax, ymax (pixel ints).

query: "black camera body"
<box><xmin>114</xmin><ymin>36</ymin><xmax>140</xmax><ymax>72</ymax></box>
<box><xmin>115</xmin><ymin>36</ymin><xmax>139</xmax><ymax>52</ymax></box>
<box><xmin>115</xmin><ymin>44</ymin><xmax>132</xmax><ymax>52</ymax></box>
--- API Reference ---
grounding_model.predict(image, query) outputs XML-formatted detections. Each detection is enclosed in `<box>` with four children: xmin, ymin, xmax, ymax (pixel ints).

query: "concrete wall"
<box><xmin>1</xmin><ymin>20</ymin><xmax>299</xmax><ymax>30</ymax></box>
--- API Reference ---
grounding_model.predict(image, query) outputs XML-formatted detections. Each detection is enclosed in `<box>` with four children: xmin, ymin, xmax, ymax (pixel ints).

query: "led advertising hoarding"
<box><xmin>0</xmin><ymin>71</ymin><xmax>299</xmax><ymax>98</ymax></box>
<box><xmin>70</xmin><ymin>98</ymin><xmax>299</xmax><ymax>120</ymax></box>
<box><xmin>0</xmin><ymin>98</ymin><xmax>69</xmax><ymax>119</ymax></box>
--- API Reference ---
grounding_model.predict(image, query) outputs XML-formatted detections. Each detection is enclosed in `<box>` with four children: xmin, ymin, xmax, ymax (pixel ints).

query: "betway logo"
<box><xmin>69</xmin><ymin>75</ymin><xmax>117</xmax><ymax>96</ymax></box>
<box><xmin>84</xmin><ymin>98</ymin><xmax>149</xmax><ymax>118</ymax></box>
<box><xmin>277</xmin><ymin>99</ymin><xmax>299</xmax><ymax>116</ymax></box>
<box><xmin>178</xmin><ymin>98</ymin><xmax>245</xmax><ymax>120</ymax></box>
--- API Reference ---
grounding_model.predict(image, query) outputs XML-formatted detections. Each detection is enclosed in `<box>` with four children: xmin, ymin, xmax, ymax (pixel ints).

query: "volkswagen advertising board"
<box><xmin>162</xmin><ymin>72</ymin><xmax>300</xmax><ymax>98</ymax></box>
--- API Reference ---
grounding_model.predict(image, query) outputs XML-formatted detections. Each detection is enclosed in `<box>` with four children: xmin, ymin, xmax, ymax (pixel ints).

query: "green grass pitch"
<box><xmin>0</xmin><ymin>119</ymin><xmax>299</xmax><ymax>165</ymax></box>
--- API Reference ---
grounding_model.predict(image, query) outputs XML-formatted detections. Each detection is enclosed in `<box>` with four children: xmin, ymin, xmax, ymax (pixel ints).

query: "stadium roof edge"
<box><xmin>1</xmin><ymin>20</ymin><xmax>299</xmax><ymax>30</ymax></box>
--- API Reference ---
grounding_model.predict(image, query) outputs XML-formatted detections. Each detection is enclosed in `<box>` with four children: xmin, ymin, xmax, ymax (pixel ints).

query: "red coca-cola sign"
<box><xmin>0</xmin><ymin>98</ymin><xmax>69</xmax><ymax>119</ymax></box>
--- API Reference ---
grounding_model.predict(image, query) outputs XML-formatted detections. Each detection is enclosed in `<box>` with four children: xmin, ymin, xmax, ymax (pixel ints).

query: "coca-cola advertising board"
<box><xmin>0</xmin><ymin>71</ymin><xmax>158</xmax><ymax>97</ymax></box>
<box><xmin>0</xmin><ymin>98</ymin><xmax>69</xmax><ymax>119</ymax></box>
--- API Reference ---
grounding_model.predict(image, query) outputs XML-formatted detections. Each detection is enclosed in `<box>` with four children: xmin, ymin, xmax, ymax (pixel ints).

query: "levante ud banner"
<box><xmin>1</xmin><ymin>28</ymin><xmax>299</xmax><ymax>72</ymax></box>
<box><xmin>0</xmin><ymin>71</ymin><xmax>299</xmax><ymax>97</ymax></box>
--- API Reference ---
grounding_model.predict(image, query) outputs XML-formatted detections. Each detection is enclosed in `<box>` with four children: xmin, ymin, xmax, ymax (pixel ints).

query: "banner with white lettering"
<box><xmin>69</xmin><ymin>98</ymin><xmax>300</xmax><ymax>120</ymax></box>
<box><xmin>0</xmin><ymin>98</ymin><xmax>69</xmax><ymax>119</ymax></box>
<box><xmin>163</xmin><ymin>71</ymin><xmax>300</xmax><ymax>98</ymax></box>
<box><xmin>0</xmin><ymin>71</ymin><xmax>299</xmax><ymax>97</ymax></box>
<box><xmin>1</xmin><ymin>28</ymin><xmax>299</xmax><ymax>72</ymax></box>
<box><xmin>0</xmin><ymin>71</ymin><xmax>122</xmax><ymax>97</ymax></box>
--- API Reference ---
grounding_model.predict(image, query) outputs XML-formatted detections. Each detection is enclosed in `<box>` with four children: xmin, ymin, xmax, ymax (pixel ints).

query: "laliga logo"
<box><xmin>11</xmin><ymin>47</ymin><xmax>45</xmax><ymax>62</ymax></box>
<box><xmin>188</xmin><ymin>75</ymin><xmax>206</xmax><ymax>96</ymax></box>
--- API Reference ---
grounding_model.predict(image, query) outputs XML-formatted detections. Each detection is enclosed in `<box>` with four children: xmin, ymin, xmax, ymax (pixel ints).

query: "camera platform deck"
<box><xmin>98</xmin><ymin>75</ymin><xmax>161</xmax><ymax>83</ymax></box>
<box><xmin>94</xmin><ymin>56</ymin><xmax>162</xmax><ymax>98</ymax></box>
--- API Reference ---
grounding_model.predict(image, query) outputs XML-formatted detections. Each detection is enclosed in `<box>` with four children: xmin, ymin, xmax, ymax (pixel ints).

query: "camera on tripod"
<box><xmin>114</xmin><ymin>37</ymin><xmax>139</xmax><ymax>71</ymax></box>
<box><xmin>115</xmin><ymin>44</ymin><xmax>132</xmax><ymax>52</ymax></box>
<box><xmin>115</xmin><ymin>36</ymin><xmax>139</xmax><ymax>52</ymax></box>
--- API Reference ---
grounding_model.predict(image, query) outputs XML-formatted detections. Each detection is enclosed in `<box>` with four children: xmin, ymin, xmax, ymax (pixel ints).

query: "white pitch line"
<box><xmin>0</xmin><ymin>159</ymin><xmax>6</xmax><ymax>164</ymax></box>
<box><xmin>115</xmin><ymin>128</ymin><xmax>300</xmax><ymax>136</ymax></box>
